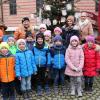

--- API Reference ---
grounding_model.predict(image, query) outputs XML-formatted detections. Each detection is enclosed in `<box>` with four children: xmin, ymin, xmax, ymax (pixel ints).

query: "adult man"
<box><xmin>14</xmin><ymin>17</ymin><xmax>34</xmax><ymax>40</ymax></box>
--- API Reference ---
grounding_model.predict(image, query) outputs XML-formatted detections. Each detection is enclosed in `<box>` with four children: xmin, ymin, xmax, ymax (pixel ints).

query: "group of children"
<box><xmin>0</xmin><ymin>25</ymin><xmax>100</xmax><ymax>100</ymax></box>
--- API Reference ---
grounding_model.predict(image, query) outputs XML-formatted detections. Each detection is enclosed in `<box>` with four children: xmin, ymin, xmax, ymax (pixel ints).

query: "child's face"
<box><xmin>54</xmin><ymin>30</ymin><xmax>61</xmax><ymax>35</ymax></box>
<box><xmin>40</xmin><ymin>28</ymin><xmax>46</xmax><ymax>33</ymax></box>
<box><xmin>26</xmin><ymin>36</ymin><xmax>33</xmax><ymax>42</ymax></box>
<box><xmin>18</xmin><ymin>42</ymin><xmax>26</xmax><ymax>51</ymax></box>
<box><xmin>44</xmin><ymin>35</ymin><xmax>50</xmax><ymax>41</ymax></box>
<box><xmin>8</xmin><ymin>40</ymin><xmax>15</xmax><ymax>46</ymax></box>
<box><xmin>71</xmin><ymin>40</ymin><xmax>78</xmax><ymax>47</ymax></box>
<box><xmin>55</xmin><ymin>40</ymin><xmax>62</xmax><ymax>46</ymax></box>
<box><xmin>0</xmin><ymin>47</ymin><xmax>9</xmax><ymax>55</ymax></box>
<box><xmin>87</xmin><ymin>41</ymin><xmax>94</xmax><ymax>48</ymax></box>
<box><xmin>37</xmin><ymin>38</ymin><xmax>43</xmax><ymax>45</ymax></box>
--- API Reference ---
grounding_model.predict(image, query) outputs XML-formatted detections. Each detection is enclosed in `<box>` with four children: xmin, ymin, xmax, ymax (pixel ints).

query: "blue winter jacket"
<box><xmin>50</xmin><ymin>45</ymin><xmax>66</xmax><ymax>69</ymax></box>
<box><xmin>32</xmin><ymin>44</ymin><xmax>51</xmax><ymax>67</ymax></box>
<box><xmin>15</xmin><ymin>49</ymin><xmax>37</xmax><ymax>77</ymax></box>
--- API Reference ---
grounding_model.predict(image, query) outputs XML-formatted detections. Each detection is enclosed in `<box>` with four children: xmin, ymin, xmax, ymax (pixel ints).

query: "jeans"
<box><xmin>21</xmin><ymin>76</ymin><xmax>31</xmax><ymax>91</ymax></box>
<box><xmin>1</xmin><ymin>81</ymin><xmax>16</xmax><ymax>100</ymax></box>
<box><xmin>53</xmin><ymin>68</ymin><xmax>65</xmax><ymax>86</ymax></box>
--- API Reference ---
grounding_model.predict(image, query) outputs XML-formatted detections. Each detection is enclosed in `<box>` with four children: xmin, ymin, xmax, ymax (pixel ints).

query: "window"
<box><xmin>95</xmin><ymin>0</ymin><xmax>99</xmax><ymax>11</ymax></box>
<box><xmin>9</xmin><ymin>0</ymin><xmax>17</xmax><ymax>15</ymax></box>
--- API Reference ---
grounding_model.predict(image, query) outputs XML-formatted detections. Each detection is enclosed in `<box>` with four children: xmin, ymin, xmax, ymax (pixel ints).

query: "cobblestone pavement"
<box><xmin>0</xmin><ymin>77</ymin><xmax>100</xmax><ymax>100</ymax></box>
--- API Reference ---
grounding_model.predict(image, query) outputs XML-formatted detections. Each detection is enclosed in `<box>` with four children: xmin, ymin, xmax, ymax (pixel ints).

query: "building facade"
<box><xmin>0</xmin><ymin>0</ymin><xmax>36</xmax><ymax>27</ymax></box>
<box><xmin>0</xmin><ymin>0</ymin><xmax>99</xmax><ymax>28</ymax></box>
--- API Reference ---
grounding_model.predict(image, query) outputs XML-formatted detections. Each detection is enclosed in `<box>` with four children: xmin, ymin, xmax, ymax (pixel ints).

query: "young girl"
<box><xmin>15</xmin><ymin>39</ymin><xmax>37</xmax><ymax>99</ymax></box>
<box><xmin>50</xmin><ymin>35</ymin><xmax>65</xmax><ymax>94</ymax></box>
<box><xmin>44</xmin><ymin>30</ymin><xmax>52</xmax><ymax>48</ymax></box>
<box><xmin>0</xmin><ymin>42</ymin><xmax>16</xmax><ymax>100</ymax></box>
<box><xmin>54</xmin><ymin>27</ymin><xmax>62</xmax><ymax>36</ymax></box>
<box><xmin>7</xmin><ymin>37</ymin><xmax>17</xmax><ymax>55</ymax></box>
<box><xmin>65</xmin><ymin>36</ymin><xmax>84</xmax><ymax>97</ymax></box>
<box><xmin>32</xmin><ymin>33</ymin><xmax>51</xmax><ymax>95</ymax></box>
<box><xmin>83</xmin><ymin>35</ymin><xmax>97</xmax><ymax>93</ymax></box>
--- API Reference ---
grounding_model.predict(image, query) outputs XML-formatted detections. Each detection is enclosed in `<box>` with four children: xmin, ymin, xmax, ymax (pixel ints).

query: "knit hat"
<box><xmin>70</xmin><ymin>35</ymin><xmax>79</xmax><ymax>43</ymax></box>
<box><xmin>86</xmin><ymin>35</ymin><xmax>95</xmax><ymax>43</ymax></box>
<box><xmin>39</xmin><ymin>24</ymin><xmax>47</xmax><ymax>29</ymax></box>
<box><xmin>44</xmin><ymin>30</ymin><xmax>51</xmax><ymax>37</ymax></box>
<box><xmin>7</xmin><ymin>37</ymin><xmax>15</xmax><ymax>42</ymax></box>
<box><xmin>0</xmin><ymin>29</ymin><xmax>3</xmax><ymax>37</ymax></box>
<box><xmin>25</xmin><ymin>31</ymin><xmax>33</xmax><ymax>38</ymax></box>
<box><xmin>0</xmin><ymin>42</ymin><xmax>9</xmax><ymax>50</ymax></box>
<box><xmin>54</xmin><ymin>27</ymin><xmax>62</xmax><ymax>34</ymax></box>
<box><xmin>22</xmin><ymin>17</ymin><xmax>30</xmax><ymax>23</ymax></box>
<box><xmin>16</xmin><ymin>39</ymin><xmax>26</xmax><ymax>50</ymax></box>
<box><xmin>66</xmin><ymin>15</ymin><xmax>75</xmax><ymax>23</ymax></box>
<box><xmin>53</xmin><ymin>35</ymin><xmax>62</xmax><ymax>42</ymax></box>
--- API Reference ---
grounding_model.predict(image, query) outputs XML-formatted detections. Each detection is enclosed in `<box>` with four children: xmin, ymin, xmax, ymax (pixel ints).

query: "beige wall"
<box><xmin>3</xmin><ymin>0</ymin><xmax>36</xmax><ymax>27</ymax></box>
<box><xmin>74</xmin><ymin>0</ymin><xmax>96</xmax><ymax>13</ymax></box>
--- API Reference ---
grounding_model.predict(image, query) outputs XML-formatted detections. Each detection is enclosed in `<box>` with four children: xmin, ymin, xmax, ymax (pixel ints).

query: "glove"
<box><xmin>73</xmin><ymin>67</ymin><xmax>78</xmax><ymax>72</ymax></box>
<box><xmin>18</xmin><ymin>77</ymin><xmax>21</xmax><ymax>80</ymax></box>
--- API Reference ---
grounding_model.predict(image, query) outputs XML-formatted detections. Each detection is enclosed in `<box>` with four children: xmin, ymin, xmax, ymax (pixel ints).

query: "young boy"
<box><xmin>32</xmin><ymin>33</ymin><xmax>51</xmax><ymax>96</ymax></box>
<box><xmin>0</xmin><ymin>42</ymin><xmax>16</xmax><ymax>100</ymax></box>
<box><xmin>15</xmin><ymin>39</ymin><xmax>37</xmax><ymax>99</ymax></box>
<box><xmin>50</xmin><ymin>35</ymin><xmax>66</xmax><ymax>94</ymax></box>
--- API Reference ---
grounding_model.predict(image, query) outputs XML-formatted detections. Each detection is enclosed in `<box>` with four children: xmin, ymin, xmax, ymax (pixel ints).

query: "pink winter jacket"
<box><xmin>65</xmin><ymin>45</ymin><xmax>84</xmax><ymax>76</ymax></box>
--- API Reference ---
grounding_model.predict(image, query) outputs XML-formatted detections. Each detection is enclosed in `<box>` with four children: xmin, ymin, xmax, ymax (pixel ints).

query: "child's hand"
<box><xmin>18</xmin><ymin>77</ymin><xmax>21</xmax><ymax>80</ymax></box>
<box><xmin>34</xmin><ymin>72</ymin><xmax>37</xmax><ymax>75</ymax></box>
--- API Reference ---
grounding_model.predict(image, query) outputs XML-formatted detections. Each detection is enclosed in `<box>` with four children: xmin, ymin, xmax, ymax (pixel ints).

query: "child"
<box><xmin>39</xmin><ymin>24</ymin><xmax>47</xmax><ymax>33</ymax></box>
<box><xmin>44</xmin><ymin>30</ymin><xmax>52</xmax><ymax>48</ymax></box>
<box><xmin>54</xmin><ymin>27</ymin><xmax>62</xmax><ymax>36</ymax></box>
<box><xmin>26</xmin><ymin>31</ymin><xmax>35</xmax><ymax>50</ymax></box>
<box><xmin>15</xmin><ymin>39</ymin><xmax>37</xmax><ymax>99</ymax></box>
<box><xmin>50</xmin><ymin>35</ymin><xmax>65</xmax><ymax>94</ymax></box>
<box><xmin>0</xmin><ymin>42</ymin><xmax>16</xmax><ymax>100</ymax></box>
<box><xmin>7</xmin><ymin>37</ymin><xmax>17</xmax><ymax>55</ymax></box>
<box><xmin>65</xmin><ymin>36</ymin><xmax>84</xmax><ymax>97</ymax></box>
<box><xmin>32</xmin><ymin>33</ymin><xmax>51</xmax><ymax>95</ymax></box>
<box><xmin>83</xmin><ymin>35</ymin><xmax>97</xmax><ymax>93</ymax></box>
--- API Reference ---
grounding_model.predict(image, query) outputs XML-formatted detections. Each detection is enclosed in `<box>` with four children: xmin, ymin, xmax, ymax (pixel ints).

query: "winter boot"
<box><xmin>77</xmin><ymin>87</ymin><xmax>82</xmax><ymax>97</ymax></box>
<box><xmin>45</xmin><ymin>85</ymin><xmax>50</xmax><ymax>95</ymax></box>
<box><xmin>37</xmin><ymin>86</ymin><xmax>42</xmax><ymax>96</ymax></box>
<box><xmin>88</xmin><ymin>83</ymin><xmax>93</xmax><ymax>93</ymax></box>
<box><xmin>22</xmin><ymin>91</ymin><xmax>28</xmax><ymax>99</ymax></box>
<box><xmin>54</xmin><ymin>85</ymin><xmax>58</xmax><ymax>94</ymax></box>
<box><xmin>84</xmin><ymin>82</ymin><xmax>89</xmax><ymax>92</ymax></box>
<box><xmin>27</xmin><ymin>90</ymin><xmax>33</xmax><ymax>99</ymax></box>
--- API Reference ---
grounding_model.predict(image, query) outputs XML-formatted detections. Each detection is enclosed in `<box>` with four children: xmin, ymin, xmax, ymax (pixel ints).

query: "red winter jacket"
<box><xmin>83</xmin><ymin>43</ymin><xmax>97</xmax><ymax>77</ymax></box>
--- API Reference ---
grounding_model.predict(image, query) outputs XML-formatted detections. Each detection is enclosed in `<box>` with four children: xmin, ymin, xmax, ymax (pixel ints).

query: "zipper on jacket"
<box><xmin>24</xmin><ymin>52</ymin><xmax>29</xmax><ymax>75</ymax></box>
<box><xmin>6</xmin><ymin>58</ymin><xmax>9</xmax><ymax>82</ymax></box>
<box><xmin>39</xmin><ymin>56</ymin><xmax>41</xmax><ymax>67</ymax></box>
<box><xmin>59</xmin><ymin>50</ymin><xmax>60</xmax><ymax>69</ymax></box>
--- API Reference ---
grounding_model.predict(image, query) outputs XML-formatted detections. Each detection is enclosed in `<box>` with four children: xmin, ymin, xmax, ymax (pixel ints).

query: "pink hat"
<box><xmin>70</xmin><ymin>35</ymin><xmax>79</xmax><ymax>43</ymax></box>
<box><xmin>39</xmin><ymin>24</ymin><xmax>47</xmax><ymax>29</ymax></box>
<box><xmin>54</xmin><ymin>27</ymin><xmax>62</xmax><ymax>34</ymax></box>
<box><xmin>44</xmin><ymin>30</ymin><xmax>51</xmax><ymax>37</ymax></box>
<box><xmin>86</xmin><ymin>35</ymin><xmax>95</xmax><ymax>43</ymax></box>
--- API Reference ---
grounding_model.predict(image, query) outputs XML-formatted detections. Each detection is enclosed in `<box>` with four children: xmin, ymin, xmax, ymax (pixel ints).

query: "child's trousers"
<box><xmin>70</xmin><ymin>76</ymin><xmax>82</xmax><ymax>95</ymax></box>
<box><xmin>21</xmin><ymin>76</ymin><xmax>31</xmax><ymax>92</ymax></box>
<box><xmin>1</xmin><ymin>81</ymin><xmax>15</xmax><ymax>100</ymax></box>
